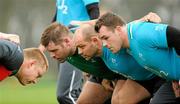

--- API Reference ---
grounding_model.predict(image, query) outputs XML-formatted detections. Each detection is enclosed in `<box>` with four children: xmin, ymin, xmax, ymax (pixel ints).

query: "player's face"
<box><xmin>46</xmin><ymin>41</ymin><xmax>71</xmax><ymax>63</ymax></box>
<box><xmin>99</xmin><ymin>26</ymin><xmax>123</xmax><ymax>53</ymax></box>
<box><xmin>75</xmin><ymin>31</ymin><xmax>98</xmax><ymax>60</ymax></box>
<box><xmin>18</xmin><ymin>61</ymin><xmax>46</xmax><ymax>86</ymax></box>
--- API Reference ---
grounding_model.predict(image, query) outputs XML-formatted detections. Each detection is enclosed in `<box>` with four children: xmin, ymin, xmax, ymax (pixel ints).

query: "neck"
<box><xmin>96</xmin><ymin>39</ymin><xmax>103</xmax><ymax>57</ymax></box>
<box><xmin>122</xmin><ymin>25</ymin><xmax>130</xmax><ymax>48</ymax></box>
<box><xmin>66</xmin><ymin>34</ymin><xmax>77</xmax><ymax>56</ymax></box>
<box><xmin>69</xmin><ymin>43</ymin><xmax>77</xmax><ymax>56</ymax></box>
<box><xmin>14</xmin><ymin>65</ymin><xmax>23</xmax><ymax>78</ymax></box>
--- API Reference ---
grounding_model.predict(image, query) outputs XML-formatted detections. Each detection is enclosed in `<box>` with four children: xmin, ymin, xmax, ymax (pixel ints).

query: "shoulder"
<box><xmin>0</xmin><ymin>39</ymin><xmax>22</xmax><ymax>53</ymax></box>
<box><xmin>0</xmin><ymin>39</ymin><xmax>23</xmax><ymax>71</ymax></box>
<box><xmin>0</xmin><ymin>40</ymin><xmax>17</xmax><ymax>53</ymax></box>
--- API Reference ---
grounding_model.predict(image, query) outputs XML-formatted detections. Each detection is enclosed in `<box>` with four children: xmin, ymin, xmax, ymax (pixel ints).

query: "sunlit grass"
<box><xmin>0</xmin><ymin>74</ymin><xmax>58</xmax><ymax>104</ymax></box>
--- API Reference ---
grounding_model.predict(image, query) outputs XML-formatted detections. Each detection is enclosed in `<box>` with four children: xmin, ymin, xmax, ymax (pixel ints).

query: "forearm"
<box><xmin>38</xmin><ymin>44</ymin><xmax>46</xmax><ymax>52</ymax></box>
<box><xmin>0</xmin><ymin>32</ymin><xmax>20</xmax><ymax>44</ymax></box>
<box><xmin>136</xmin><ymin>12</ymin><xmax>161</xmax><ymax>23</ymax></box>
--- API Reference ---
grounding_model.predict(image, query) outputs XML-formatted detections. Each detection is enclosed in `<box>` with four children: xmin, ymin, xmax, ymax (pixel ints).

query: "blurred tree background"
<box><xmin>0</xmin><ymin>0</ymin><xmax>58</xmax><ymax>104</ymax></box>
<box><xmin>100</xmin><ymin>0</ymin><xmax>180</xmax><ymax>27</ymax></box>
<box><xmin>0</xmin><ymin>0</ymin><xmax>180</xmax><ymax>104</ymax></box>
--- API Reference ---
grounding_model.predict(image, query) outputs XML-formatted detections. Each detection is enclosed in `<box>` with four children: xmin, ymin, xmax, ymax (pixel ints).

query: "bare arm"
<box><xmin>70</xmin><ymin>19</ymin><xmax>97</xmax><ymax>26</ymax></box>
<box><xmin>0</xmin><ymin>32</ymin><xmax>20</xmax><ymax>44</ymax></box>
<box><xmin>38</xmin><ymin>44</ymin><xmax>46</xmax><ymax>52</ymax></box>
<box><xmin>136</xmin><ymin>12</ymin><xmax>161</xmax><ymax>23</ymax></box>
<box><xmin>71</xmin><ymin>12</ymin><xmax>162</xmax><ymax>26</ymax></box>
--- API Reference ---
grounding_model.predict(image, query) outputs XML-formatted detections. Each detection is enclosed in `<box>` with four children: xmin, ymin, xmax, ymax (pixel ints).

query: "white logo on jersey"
<box><xmin>160</xmin><ymin>71</ymin><xmax>169</xmax><ymax>77</ymax></box>
<box><xmin>138</xmin><ymin>53</ymin><xmax>145</xmax><ymax>61</ymax></box>
<box><xmin>111</xmin><ymin>58</ymin><xmax>118</xmax><ymax>66</ymax></box>
<box><xmin>144</xmin><ymin>66</ymin><xmax>168</xmax><ymax>78</ymax></box>
<box><xmin>111</xmin><ymin>69</ymin><xmax>135</xmax><ymax>80</ymax></box>
<box><xmin>58</xmin><ymin>0</ymin><xmax>68</xmax><ymax>14</ymax></box>
<box><xmin>90</xmin><ymin>59</ymin><xmax>96</xmax><ymax>63</ymax></box>
<box><xmin>111</xmin><ymin>58</ymin><xmax>116</xmax><ymax>63</ymax></box>
<box><xmin>67</xmin><ymin>57</ymin><xmax>71</xmax><ymax>60</ymax></box>
<box><xmin>155</xmin><ymin>26</ymin><xmax>164</xmax><ymax>31</ymax></box>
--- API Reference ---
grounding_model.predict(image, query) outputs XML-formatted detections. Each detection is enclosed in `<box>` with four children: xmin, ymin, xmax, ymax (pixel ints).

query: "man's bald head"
<box><xmin>75</xmin><ymin>23</ymin><xmax>98</xmax><ymax>41</ymax></box>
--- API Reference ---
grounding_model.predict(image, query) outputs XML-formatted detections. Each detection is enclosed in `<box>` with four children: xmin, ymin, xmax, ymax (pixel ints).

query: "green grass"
<box><xmin>0</xmin><ymin>76</ymin><xmax>58</xmax><ymax>104</ymax></box>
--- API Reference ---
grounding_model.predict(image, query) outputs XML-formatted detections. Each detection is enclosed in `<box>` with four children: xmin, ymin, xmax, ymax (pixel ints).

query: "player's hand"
<box><xmin>70</xmin><ymin>21</ymin><xmax>83</xmax><ymax>26</ymax></box>
<box><xmin>101</xmin><ymin>79</ymin><xmax>114</xmax><ymax>91</ymax></box>
<box><xmin>138</xmin><ymin>12</ymin><xmax>161</xmax><ymax>23</ymax></box>
<box><xmin>82</xmin><ymin>72</ymin><xmax>90</xmax><ymax>82</ymax></box>
<box><xmin>0</xmin><ymin>32</ymin><xmax>20</xmax><ymax>44</ymax></box>
<box><xmin>38</xmin><ymin>44</ymin><xmax>46</xmax><ymax>52</ymax></box>
<box><xmin>172</xmin><ymin>81</ymin><xmax>180</xmax><ymax>97</ymax></box>
<box><xmin>70</xmin><ymin>19</ymin><xmax>97</xmax><ymax>26</ymax></box>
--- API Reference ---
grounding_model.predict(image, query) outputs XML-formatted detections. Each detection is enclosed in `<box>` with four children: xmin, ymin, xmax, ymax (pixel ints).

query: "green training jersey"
<box><xmin>67</xmin><ymin>53</ymin><xmax>124</xmax><ymax>80</ymax></box>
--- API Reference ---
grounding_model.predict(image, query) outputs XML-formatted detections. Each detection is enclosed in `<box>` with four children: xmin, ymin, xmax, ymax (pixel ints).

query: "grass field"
<box><xmin>0</xmin><ymin>75</ymin><xmax>58</xmax><ymax>104</ymax></box>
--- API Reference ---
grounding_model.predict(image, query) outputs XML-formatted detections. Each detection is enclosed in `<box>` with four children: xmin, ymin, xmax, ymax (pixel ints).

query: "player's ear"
<box><xmin>91</xmin><ymin>36</ymin><xmax>98</xmax><ymax>43</ymax></box>
<box><xmin>115</xmin><ymin>26</ymin><xmax>122</xmax><ymax>32</ymax></box>
<box><xmin>63</xmin><ymin>37</ymin><xmax>71</xmax><ymax>46</ymax></box>
<box><xmin>28</xmin><ymin>59</ymin><xmax>36</xmax><ymax>68</ymax></box>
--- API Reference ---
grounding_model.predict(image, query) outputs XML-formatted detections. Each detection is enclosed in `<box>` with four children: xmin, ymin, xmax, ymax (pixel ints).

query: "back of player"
<box><xmin>127</xmin><ymin>21</ymin><xmax>180</xmax><ymax>80</ymax></box>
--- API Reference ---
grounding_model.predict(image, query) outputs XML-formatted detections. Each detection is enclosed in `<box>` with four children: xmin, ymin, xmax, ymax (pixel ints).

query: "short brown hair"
<box><xmin>41</xmin><ymin>22</ymin><xmax>70</xmax><ymax>47</ymax></box>
<box><xmin>23</xmin><ymin>48</ymin><xmax>49</xmax><ymax>70</ymax></box>
<box><xmin>95</xmin><ymin>12</ymin><xmax>126</xmax><ymax>32</ymax></box>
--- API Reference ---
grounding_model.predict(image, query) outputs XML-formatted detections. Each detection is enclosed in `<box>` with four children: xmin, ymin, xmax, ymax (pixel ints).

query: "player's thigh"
<box><xmin>76</xmin><ymin>80</ymin><xmax>112</xmax><ymax>104</ymax></box>
<box><xmin>117</xmin><ymin>79</ymin><xmax>151</xmax><ymax>104</ymax></box>
<box><xmin>111</xmin><ymin>80</ymin><xmax>126</xmax><ymax>104</ymax></box>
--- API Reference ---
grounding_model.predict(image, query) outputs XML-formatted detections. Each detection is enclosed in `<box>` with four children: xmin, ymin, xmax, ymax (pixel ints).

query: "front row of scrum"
<box><xmin>1</xmin><ymin>12</ymin><xmax>179</xmax><ymax>104</ymax></box>
<box><xmin>41</xmin><ymin>12</ymin><xmax>180</xmax><ymax>104</ymax></box>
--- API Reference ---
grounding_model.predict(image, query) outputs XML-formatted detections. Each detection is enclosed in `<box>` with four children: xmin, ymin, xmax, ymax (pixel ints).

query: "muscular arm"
<box><xmin>70</xmin><ymin>12</ymin><xmax>161</xmax><ymax>27</ymax></box>
<box><xmin>0</xmin><ymin>32</ymin><xmax>20</xmax><ymax>44</ymax></box>
<box><xmin>135</xmin><ymin>12</ymin><xmax>161</xmax><ymax>23</ymax></box>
